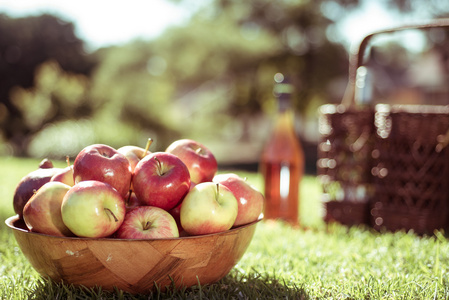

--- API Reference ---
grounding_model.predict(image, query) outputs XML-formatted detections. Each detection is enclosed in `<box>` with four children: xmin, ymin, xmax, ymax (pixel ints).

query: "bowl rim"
<box><xmin>5</xmin><ymin>215</ymin><xmax>262</xmax><ymax>242</ymax></box>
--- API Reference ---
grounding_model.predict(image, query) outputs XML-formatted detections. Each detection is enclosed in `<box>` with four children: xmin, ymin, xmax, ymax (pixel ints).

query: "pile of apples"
<box><xmin>13</xmin><ymin>139</ymin><xmax>264</xmax><ymax>239</ymax></box>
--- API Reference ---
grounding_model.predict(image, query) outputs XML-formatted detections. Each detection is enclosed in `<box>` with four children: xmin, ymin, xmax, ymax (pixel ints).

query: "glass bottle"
<box><xmin>260</xmin><ymin>73</ymin><xmax>305</xmax><ymax>226</ymax></box>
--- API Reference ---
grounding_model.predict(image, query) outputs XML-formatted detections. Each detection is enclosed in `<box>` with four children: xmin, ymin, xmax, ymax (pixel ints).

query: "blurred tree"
<box><xmin>0</xmin><ymin>13</ymin><xmax>96</xmax><ymax>155</ymax></box>
<box><xmin>10</xmin><ymin>60</ymin><xmax>93</xmax><ymax>157</ymax></box>
<box><xmin>156</xmin><ymin>0</ymin><xmax>353</xmax><ymax>145</ymax></box>
<box><xmin>10</xmin><ymin>58</ymin><xmax>148</xmax><ymax>158</ymax></box>
<box><xmin>159</xmin><ymin>0</ymin><xmax>449</xmax><ymax>143</ymax></box>
<box><xmin>11</xmin><ymin>61</ymin><xmax>91</xmax><ymax>129</ymax></box>
<box><xmin>4</xmin><ymin>0</ymin><xmax>449</xmax><ymax>158</ymax></box>
<box><xmin>89</xmin><ymin>42</ymin><xmax>181</xmax><ymax>150</ymax></box>
<box><xmin>88</xmin><ymin>0</ymin><xmax>353</xmax><ymax>152</ymax></box>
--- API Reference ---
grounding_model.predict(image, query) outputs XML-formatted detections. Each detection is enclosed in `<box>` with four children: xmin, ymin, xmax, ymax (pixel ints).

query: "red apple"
<box><xmin>50</xmin><ymin>156</ymin><xmax>75</xmax><ymax>186</ymax></box>
<box><xmin>116</xmin><ymin>206</ymin><xmax>179</xmax><ymax>239</ymax></box>
<box><xmin>180</xmin><ymin>182</ymin><xmax>238</xmax><ymax>235</ymax></box>
<box><xmin>132</xmin><ymin>152</ymin><xmax>191</xmax><ymax>211</ymax></box>
<box><xmin>117</xmin><ymin>145</ymin><xmax>149</xmax><ymax>172</ymax></box>
<box><xmin>61</xmin><ymin>180</ymin><xmax>126</xmax><ymax>238</ymax></box>
<box><xmin>168</xmin><ymin>201</ymin><xmax>183</xmax><ymax>231</ymax></box>
<box><xmin>168</xmin><ymin>200</ymin><xmax>181</xmax><ymax>220</ymax></box>
<box><xmin>50</xmin><ymin>165</ymin><xmax>75</xmax><ymax>186</ymax></box>
<box><xmin>13</xmin><ymin>159</ymin><xmax>62</xmax><ymax>218</ymax></box>
<box><xmin>73</xmin><ymin>144</ymin><xmax>132</xmax><ymax>198</ymax></box>
<box><xmin>124</xmin><ymin>191</ymin><xmax>144</xmax><ymax>212</ymax></box>
<box><xmin>213</xmin><ymin>173</ymin><xmax>264</xmax><ymax>226</ymax></box>
<box><xmin>39</xmin><ymin>158</ymin><xmax>54</xmax><ymax>169</ymax></box>
<box><xmin>117</xmin><ymin>138</ymin><xmax>153</xmax><ymax>172</ymax></box>
<box><xmin>23</xmin><ymin>181</ymin><xmax>73</xmax><ymax>237</ymax></box>
<box><xmin>165</xmin><ymin>139</ymin><xmax>218</xmax><ymax>184</ymax></box>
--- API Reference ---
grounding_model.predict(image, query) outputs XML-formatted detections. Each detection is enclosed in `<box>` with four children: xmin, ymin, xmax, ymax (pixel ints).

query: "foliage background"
<box><xmin>1</xmin><ymin>0</ymin><xmax>449</xmax><ymax>165</ymax></box>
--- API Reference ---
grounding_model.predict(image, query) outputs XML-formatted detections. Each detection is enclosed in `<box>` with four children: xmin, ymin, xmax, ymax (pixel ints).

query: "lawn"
<box><xmin>1</xmin><ymin>156</ymin><xmax>449</xmax><ymax>299</ymax></box>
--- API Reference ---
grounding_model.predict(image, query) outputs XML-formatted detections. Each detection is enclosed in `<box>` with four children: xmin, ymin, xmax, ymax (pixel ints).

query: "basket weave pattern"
<box><xmin>318</xmin><ymin>20</ymin><xmax>449</xmax><ymax>234</ymax></box>
<box><xmin>318</xmin><ymin>105</ymin><xmax>374</xmax><ymax>226</ymax></box>
<box><xmin>370</xmin><ymin>105</ymin><xmax>449</xmax><ymax>234</ymax></box>
<box><xmin>318</xmin><ymin>104</ymin><xmax>449</xmax><ymax>234</ymax></box>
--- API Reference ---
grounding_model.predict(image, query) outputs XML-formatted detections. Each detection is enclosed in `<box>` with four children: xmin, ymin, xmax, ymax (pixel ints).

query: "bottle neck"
<box><xmin>274</xmin><ymin>105</ymin><xmax>295</xmax><ymax>134</ymax></box>
<box><xmin>262</xmin><ymin>98</ymin><xmax>302</xmax><ymax>161</ymax></box>
<box><xmin>274</xmin><ymin>85</ymin><xmax>295</xmax><ymax>133</ymax></box>
<box><xmin>261</xmin><ymin>73</ymin><xmax>304</xmax><ymax>163</ymax></box>
<box><xmin>278</xmin><ymin>96</ymin><xmax>292</xmax><ymax>113</ymax></box>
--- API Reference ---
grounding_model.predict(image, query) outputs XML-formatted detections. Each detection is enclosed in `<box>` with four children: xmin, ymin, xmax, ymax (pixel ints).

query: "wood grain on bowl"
<box><xmin>5</xmin><ymin>215</ymin><xmax>259</xmax><ymax>294</ymax></box>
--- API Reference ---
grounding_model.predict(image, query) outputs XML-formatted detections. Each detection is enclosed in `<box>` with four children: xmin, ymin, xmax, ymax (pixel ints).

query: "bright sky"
<box><xmin>0</xmin><ymin>0</ymin><xmax>424</xmax><ymax>52</ymax></box>
<box><xmin>342</xmin><ymin>1</ymin><xmax>432</xmax><ymax>53</ymax></box>
<box><xmin>0</xmin><ymin>0</ymin><xmax>193</xmax><ymax>51</ymax></box>
<box><xmin>338</xmin><ymin>1</ymin><xmax>399</xmax><ymax>44</ymax></box>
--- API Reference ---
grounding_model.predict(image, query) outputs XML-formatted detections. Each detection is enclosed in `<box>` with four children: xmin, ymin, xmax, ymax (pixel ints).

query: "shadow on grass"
<box><xmin>26</xmin><ymin>271</ymin><xmax>309</xmax><ymax>300</ymax></box>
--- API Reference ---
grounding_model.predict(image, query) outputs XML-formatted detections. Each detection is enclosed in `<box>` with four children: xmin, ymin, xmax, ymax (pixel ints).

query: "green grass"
<box><xmin>1</xmin><ymin>156</ymin><xmax>449</xmax><ymax>299</ymax></box>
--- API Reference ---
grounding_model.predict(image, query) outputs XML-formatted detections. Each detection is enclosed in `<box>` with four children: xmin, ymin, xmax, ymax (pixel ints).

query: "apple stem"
<box><xmin>143</xmin><ymin>221</ymin><xmax>152</xmax><ymax>231</ymax></box>
<box><xmin>143</xmin><ymin>138</ymin><xmax>153</xmax><ymax>158</ymax></box>
<box><xmin>154</xmin><ymin>157</ymin><xmax>164</xmax><ymax>176</ymax></box>
<box><xmin>126</xmin><ymin>189</ymin><xmax>132</xmax><ymax>205</ymax></box>
<box><xmin>104</xmin><ymin>208</ymin><xmax>119</xmax><ymax>222</ymax></box>
<box><xmin>65</xmin><ymin>156</ymin><xmax>71</xmax><ymax>167</ymax></box>
<box><xmin>215</xmin><ymin>183</ymin><xmax>220</xmax><ymax>202</ymax></box>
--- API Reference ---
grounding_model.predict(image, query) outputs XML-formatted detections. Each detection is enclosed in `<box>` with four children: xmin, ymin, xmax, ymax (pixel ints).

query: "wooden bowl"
<box><xmin>5</xmin><ymin>215</ymin><xmax>259</xmax><ymax>294</ymax></box>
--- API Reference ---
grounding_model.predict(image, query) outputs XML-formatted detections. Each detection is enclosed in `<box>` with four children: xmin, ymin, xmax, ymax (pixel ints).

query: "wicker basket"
<box><xmin>370</xmin><ymin>104</ymin><xmax>449</xmax><ymax>234</ymax></box>
<box><xmin>318</xmin><ymin>105</ymin><xmax>374</xmax><ymax>226</ymax></box>
<box><xmin>318</xmin><ymin>20</ymin><xmax>449</xmax><ymax>234</ymax></box>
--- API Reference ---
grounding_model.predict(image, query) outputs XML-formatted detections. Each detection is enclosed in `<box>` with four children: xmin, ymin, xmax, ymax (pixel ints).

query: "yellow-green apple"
<box><xmin>13</xmin><ymin>159</ymin><xmax>62</xmax><ymax>218</ymax></box>
<box><xmin>22</xmin><ymin>181</ymin><xmax>73</xmax><ymax>236</ymax></box>
<box><xmin>213</xmin><ymin>173</ymin><xmax>264</xmax><ymax>226</ymax></box>
<box><xmin>61</xmin><ymin>180</ymin><xmax>126</xmax><ymax>238</ymax></box>
<box><xmin>73</xmin><ymin>144</ymin><xmax>132</xmax><ymax>198</ymax></box>
<box><xmin>116</xmin><ymin>206</ymin><xmax>179</xmax><ymax>239</ymax></box>
<box><xmin>50</xmin><ymin>165</ymin><xmax>75</xmax><ymax>186</ymax></box>
<box><xmin>165</xmin><ymin>139</ymin><xmax>218</xmax><ymax>184</ymax></box>
<box><xmin>180</xmin><ymin>182</ymin><xmax>238</xmax><ymax>235</ymax></box>
<box><xmin>132</xmin><ymin>152</ymin><xmax>190</xmax><ymax>211</ymax></box>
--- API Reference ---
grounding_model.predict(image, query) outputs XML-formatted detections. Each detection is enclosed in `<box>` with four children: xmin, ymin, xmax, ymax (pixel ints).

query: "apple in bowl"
<box><xmin>61</xmin><ymin>180</ymin><xmax>126</xmax><ymax>238</ymax></box>
<box><xmin>180</xmin><ymin>182</ymin><xmax>238</xmax><ymax>235</ymax></box>
<box><xmin>22</xmin><ymin>181</ymin><xmax>73</xmax><ymax>237</ymax></box>
<box><xmin>132</xmin><ymin>152</ymin><xmax>190</xmax><ymax>211</ymax></box>
<box><xmin>50</xmin><ymin>165</ymin><xmax>75</xmax><ymax>186</ymax></box>
<box><xmin>73</xmin><ymin>144</ymin><xmax>132</xmax><ymax>198</ymax></box>
<box><xmin>117</xmin><ymin>206</ymin><xmax>179</xmax><ymax>239</ymax></box>
<box><xmin>166</xmin><ymin>139</ymin><xmax>217</xmax><ymax>184</ymax></box>
<box><xmin>117</xmin><ymin>138</ymin><xmax>153</xmax><ymax>172</ymax></box>
<box><xmin>6</xmin><ymin>139</ymin><xmax>264</xmax><ymax>293</ymax></box>
<box><xmin>213</xmin><ymin>173</ymin><xmax>264</xmax><ymax>227</ymax></box>
<box><xmin>117</xmin><ymin>145</ymin><xmax>149</xmax><ymax>172</ymax></box>
<box><xmin>13</xmin><ymin>159</ymin><xmax>62</xmax><ymax>218</ymax></box>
